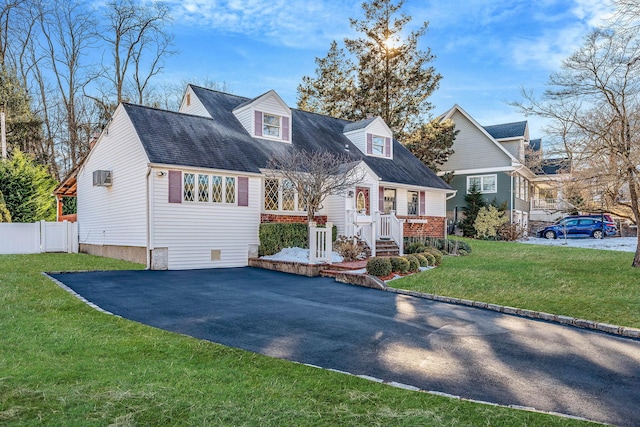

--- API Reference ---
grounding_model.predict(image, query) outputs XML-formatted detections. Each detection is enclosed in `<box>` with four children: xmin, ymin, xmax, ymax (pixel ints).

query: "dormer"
<box><xmin>179</xmin><ymin>85</ymin><xmax>212</xmax><ymax>118</ymax></box>
<box><xmin>343</xmin><ymin>116</ymin><xmax>393</xmax><ymax>159</ymax></box>
<box><xmin>232</xmin><ymin>90</ymin><xmax>292</xmax><ymax>143</ymax></box>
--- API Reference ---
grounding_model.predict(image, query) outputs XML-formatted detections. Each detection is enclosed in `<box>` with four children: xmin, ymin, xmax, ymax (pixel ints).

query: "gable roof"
<box><xmin>125</xmin><ymin>87</ymin><xmax>451</xmax><ymax>190</ymax></box>
<box><xmin>343</xmin><ymin>117</ymin><xmax>377</xmax><ymax>133</ymax></box>
<box><xmin>529</xmin><ymin>138</ymin><xmax>542</xmax><ymax>152</ymax></box>
<box><xmin>483</xmin><ymin>121</ymin><xmax>527</xmax><ymax>140</ymax></box>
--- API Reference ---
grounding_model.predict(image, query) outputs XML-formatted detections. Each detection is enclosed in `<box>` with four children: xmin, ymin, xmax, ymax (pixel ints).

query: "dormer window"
<box><xmin>372</xmin><ymin>136</ymin><xmax>385</xmax><ymax>155</ymax></box>
<box><xmin>263</xmin><ymin>113</ymin><xmax>281</xmax><ymax>137</ymax></box>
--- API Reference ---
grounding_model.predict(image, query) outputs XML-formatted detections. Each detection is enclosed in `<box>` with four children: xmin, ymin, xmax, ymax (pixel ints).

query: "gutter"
<box><xmin>145</xmin><ymin>166</ymin><xmax>152</xmax><ymax>270</ymax></box>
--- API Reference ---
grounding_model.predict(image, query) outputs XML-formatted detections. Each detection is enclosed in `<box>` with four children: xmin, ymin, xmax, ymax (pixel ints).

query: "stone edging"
<box><xmin>353</xmin><ymin>274</ymin><xmax>640</xmax><ymax>340</ymax></box>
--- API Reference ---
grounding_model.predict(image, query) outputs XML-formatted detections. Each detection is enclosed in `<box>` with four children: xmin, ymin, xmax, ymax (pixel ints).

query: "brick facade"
<box><xmin>260</xmin><ymin>214</ymin><xmax>328</xmax><ymax>225</ymax></box>
<box><xmin>398</xmin><ymin>215</ymin><xmax>445</xmax><ymax>238</ymax></box>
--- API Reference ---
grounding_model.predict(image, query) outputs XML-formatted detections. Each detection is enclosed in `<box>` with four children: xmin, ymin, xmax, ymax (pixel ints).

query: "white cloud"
<box><xmin>165</xmin><ymin>0</ymin><xmax>357</xmax><ymax>49</ymax></box>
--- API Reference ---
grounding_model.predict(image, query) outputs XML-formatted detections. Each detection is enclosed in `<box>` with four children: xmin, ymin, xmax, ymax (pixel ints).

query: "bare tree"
<box><xmin>266</xmin><ymin>150</ymin><xmax>366</xmax><ymax>223</ymax></box>
<box><xmin>517</xmin><ymin>27</ymin><xmax>640</xmax><ymax>267</ymax></box>
<box><xmin>100</xmin><ymin>0</ymin><xmax>174</xmax><ymax>109</ymax></box>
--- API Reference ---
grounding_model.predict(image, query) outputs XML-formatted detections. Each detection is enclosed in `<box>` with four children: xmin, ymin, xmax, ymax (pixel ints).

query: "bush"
<box><xmin>422</xmin><ymin>252</ymin><xmax>436</xmax><ymax>266</ymax></box>
<box><xmin>366</xmin><ymin>257</ymin><xmax>392</xmax><ymax>277</ymax></box>
<box><xmin>405</xmin><ymin>242</ymin><xmax>427</xmax><ymax>254</ymax></box>
<box><xmin>474</xmin><ymin>205</ymin><xmax>509</xmax><ymax>239</ymax></box>
<box><xmin>422</xmin><ymin>248</ymin><xmax>443</xmax><ymax>266</ymax></box>
<box><xmin>498</xmin><ymin>223</ymin><xmax>525</xmax><ymax>241</ymax></box>
<box><xmin>404</xmin><ymin>255</ymin><xmax>420</xmax><ymax>272</ymax></box>
<box><xmin>333</xmin><ymin>235</ymin><xmax>370</xmax><ymax>261</ymax></box>
<box><xmin>390</xmin><ymin>256</ymin><xmax>409</xmax><ymax>274</ymax></box>
<box><xmin>414</xmin><ymin>254</ymin><xmax>429</xmax><ymax>267</ymax></box>
<box><xmin>259</xmin><ymin>222</ymin><xmax>337</xmax><ymax>256</ymax></box>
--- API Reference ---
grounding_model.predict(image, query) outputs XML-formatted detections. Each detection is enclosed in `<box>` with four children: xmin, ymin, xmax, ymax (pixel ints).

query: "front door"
<box><xmin>355</xmin><ymin>187</ymin><xmax>370</xmax><ymax>215</ymax></box>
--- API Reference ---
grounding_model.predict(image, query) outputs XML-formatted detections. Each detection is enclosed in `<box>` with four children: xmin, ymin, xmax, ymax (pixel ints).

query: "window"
<box><xmin>407</xmin><ymin>191</ymin><xmax>419</xmax><ymax>216</ymax></box>
<box><xmin>356</xmin><ymin>191</ymin><xmax>366</xmax><ymax>212</ymax></box>
<box><xmin>184</xmin><ymin>173</ymin><xmax>195</xmax><ymax>201</ymax></box>
<box><xmin>383</xmin><ymin>188</ymin><xmax>396</xmax><ymax>214</ymax></box>
<box><xmin>225</xmin><ymin>177</ymin><xmax>236</xmax><ymax>204</ymax></box>
<box><xmin>372</xmin><ymin>136</ymin><xmax>385</xmax><ymax>155</ymax></box>
<box><xmin>198</xmin><ymin>174</ymin><xmax>209</xmax><ymax>202</ymax></box>
<box><xmin>263</xmin><ymin>178</ymin><xmax>306</xmax><ymax>212</ymax></box>
<box><xmin>467</xmin><ymin>175</ymin><xmax>497</xmax><ymax>194</ymax></box>
<box><xmin>212</xmin><ymin>176</ymin><xmax>223</xmax><ymax>202</ymax></box>
<box><xmin>263</xmin><ymin>113</ymin><xmax>280</xmax><ymax>137</ymax></box>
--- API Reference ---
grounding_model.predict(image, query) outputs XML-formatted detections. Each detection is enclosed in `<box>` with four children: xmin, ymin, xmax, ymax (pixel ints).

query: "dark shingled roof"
<box><xmin>343</xmin><ymin>117</ymin><xmax>377</xmax><ymax>133</ymax></box>
<box><xmin>541</xmin><ymin>158</ymin><xmax>570</xmax><ymax>175</ymax></box>
<box><xmin>483</xmin><ymin>121</ymin><xmax>527</xmax><ymax>139</ymax></box>
<box><xmin>124</xmin><ymin>87</ymin><xmax>451</xmax><ymax>190</ymax></box>
<box><xmin>529</xmin><ymin>138</ymin><xmax>542</xmax><ymax>152</ymax></box>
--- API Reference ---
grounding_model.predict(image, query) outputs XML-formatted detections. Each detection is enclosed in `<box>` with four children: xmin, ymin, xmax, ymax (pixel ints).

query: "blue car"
<box><xmin>537</xmin><ymin>217</ymin><xmax>617</xmax><ymax>239</ymax></box>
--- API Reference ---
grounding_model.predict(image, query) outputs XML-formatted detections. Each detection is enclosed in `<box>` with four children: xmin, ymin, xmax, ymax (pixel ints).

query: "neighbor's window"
<box><xmin>407</xmin><ymin>191</ymin><xmax>419</xmax><ymax>216</ymax></box>
<box><xmin>383</xmin><ymin>188</ymin><xmax>396</xmax><ymax>214</ymax></box>
<box><xmin>467</xmin><ymin>175</ymin><xmax>497</xmax><ymax>194</ymax></box>
<box><xmin>372</xmin><ymin>135</ymin><xmax>385</xmax><ymax>155</ymax></box>
<box><xmin>263</xmin><ymin>113</ymin><xmax>281</xmax><ymax>137</ymax></box>
<box><xmin>183</xmin><ymin>173</ymin><xmax>196</xmax><ymax>201</ymax></box>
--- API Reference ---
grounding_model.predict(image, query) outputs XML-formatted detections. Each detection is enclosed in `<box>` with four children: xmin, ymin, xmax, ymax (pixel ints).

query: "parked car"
<box><xmin>537</xmin><ymin>217</ymin><xmax>618</xmax><ymax>239</ymax></box>
<box><xmin>564</xmin><ymin>214</ymin><xmax>617</xmax><ymax>230</ymax></box>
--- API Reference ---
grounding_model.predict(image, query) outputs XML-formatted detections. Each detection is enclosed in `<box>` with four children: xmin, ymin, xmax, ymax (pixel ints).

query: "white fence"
<box><xmin>0</xmin><ymin>220</ymin><xmax>78</xmax><ymax>254</ymax></box>
<box><xmin>309</xmin><ymin>221</ymin><xmax>333</xmax><ymax>264</ymax></box>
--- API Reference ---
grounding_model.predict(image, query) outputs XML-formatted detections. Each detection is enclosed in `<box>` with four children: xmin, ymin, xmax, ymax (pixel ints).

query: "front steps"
<box><xmin>375</xmin><ymin>239</ymin><xmax>400</xmax><ymax>257</ymax></box>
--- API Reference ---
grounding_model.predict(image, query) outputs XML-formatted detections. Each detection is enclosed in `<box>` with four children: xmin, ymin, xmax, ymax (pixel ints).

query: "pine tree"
<box><xmin>297</xmin><ymin>0</ymin><xmax>441</xmax><ymax>138</ymax></box>
<box><xmin>0</xmin><ymin>189</ymin><xmax>11</xmax><ymax>222</ymax></box>
<box><xmin>461</xmin><ymin>183</ymin><xmax>486</xmax><ymax>238</ymax></box>
<box><xmin>404</xmin><ymin>118</ymin><xmax>457</xmax><ymax>171</ymax></box>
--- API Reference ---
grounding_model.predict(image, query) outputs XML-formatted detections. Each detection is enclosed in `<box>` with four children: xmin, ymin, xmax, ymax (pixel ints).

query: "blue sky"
<box><xmin>158</xmin><ymin>0</ymin><xmax>613</xmax><ymax>141</ymax></box>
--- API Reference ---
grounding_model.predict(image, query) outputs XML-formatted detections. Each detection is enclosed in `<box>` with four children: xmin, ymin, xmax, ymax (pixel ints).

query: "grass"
<box><xmin>0</xmin><ymin>253</ymin><xmax>597</xmax><ymax>426</ymax></box>
<box><xmin>396</xmin><ymin>239</ymin><xmax>640</xmax><ymax>329</ymax></box>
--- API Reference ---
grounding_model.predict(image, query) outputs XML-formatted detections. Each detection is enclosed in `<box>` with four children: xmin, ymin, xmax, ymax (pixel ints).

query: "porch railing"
<box><xmin>347</xmin><ymin>209</ymin><xmax>375</xmax><ymax>257</ymax></box>
<box><xmin>378</xmin><ymin>212</ymin><xmax>404</xmax><ymax>256</ymax></box>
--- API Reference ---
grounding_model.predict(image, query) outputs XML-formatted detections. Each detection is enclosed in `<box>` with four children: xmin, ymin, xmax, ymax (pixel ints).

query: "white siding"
<box><xmin>235</xmin><ymin>108</ymin><xmax>252</xmax><ymax>135</ymax></box>
<box><xmin>344</xmin><ymin>117</ymin><xmax>393</xmax><ymax>158</ymax></box>
<box><xmin>344</xmin><ymin>131</ymin><xmax>366</xmax><ymax>154</ymax></box>
<box><xmin>152</xmin><ymin>173</ymin><xmax>261</xmax><ymax>269</ymax></box>
<box><xmin>425</xmin><ymin>191</ymin><xmax>446</xmax><ymax>217</ymax></box>
<box><xmin>179</xmin><ymin>86</ymin><xmax>211</xmax><ymax>117</ymax></box>
<box><xmin>77</xmin><ymin>108</ymin><xmax>149</xmax><ymax>248</ymax></box>
<box><xmin>442</xmin><ymin>110</ymin><xmax>512</xmax><ymax>171</ymax></box>
<box><xmin>253</xmin><ymin>94</ymin><xmax>290</xmax><ymax>117</ymax></box>
<box><xmin>325</xmin><ymin>194</ymin><xmax>347</xmax><ymax>236</ymax></box>
<box><xmin>233</xmin><ymin>91</ymin><xmax>292</xmax><ymax>140</ymax></box>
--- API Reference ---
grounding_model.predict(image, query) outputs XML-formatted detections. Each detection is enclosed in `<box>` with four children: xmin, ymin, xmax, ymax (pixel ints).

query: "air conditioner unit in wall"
<box><xmin>93</xmin><ymin>170</ymin><xmax>112</xmax><ymax>186</ymax></box>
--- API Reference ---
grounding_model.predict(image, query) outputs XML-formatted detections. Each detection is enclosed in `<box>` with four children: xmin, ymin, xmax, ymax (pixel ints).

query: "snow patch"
<box><xmin>261</xmin><ymin>247</ymin><xmax>344</xmax><ymax>264</ymax></box>
<box><xmin>518</xmin><ymin>237</ymin><xmax>637</xmax><ymax>252</ymax></box>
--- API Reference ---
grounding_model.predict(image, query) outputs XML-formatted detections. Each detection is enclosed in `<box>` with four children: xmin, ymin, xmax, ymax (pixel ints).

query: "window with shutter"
<box><xmin>168</xmin><ymin>170</ymin><xmax>182</xmax><ymax>203</ymax></box>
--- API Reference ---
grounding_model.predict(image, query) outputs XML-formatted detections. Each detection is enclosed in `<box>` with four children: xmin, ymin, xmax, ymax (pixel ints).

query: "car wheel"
<box><xmin>592</xmin><ymin>229</ymin><xmax>604</xmax><ymax>239</ymax></box>
<box><xmin>544</xmin><ymin>230</ymin><xmax>556</xmax><ymax>240</ymax></box>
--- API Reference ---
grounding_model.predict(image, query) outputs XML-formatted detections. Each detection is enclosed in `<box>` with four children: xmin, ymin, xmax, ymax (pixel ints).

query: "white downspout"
<box><xmin>145</xmin><ymin>166</ymin><xmax>152</xmax><ymax>270</ymax></box>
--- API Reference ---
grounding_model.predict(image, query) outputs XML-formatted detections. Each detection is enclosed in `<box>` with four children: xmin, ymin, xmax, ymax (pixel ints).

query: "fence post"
<box><xmin>39</xmin><ymin>220</ymin><xmax>45</xmax><ymax>253</ymax></box>
<box><xmin>325</xmin><ymin>222</ymin><xmax>333</xmax><ymax>265</ymax></box>
<box><xmin>308</xmin><ymin>221</ymin><xmax>317</xmax><ymax>263</ymax></box>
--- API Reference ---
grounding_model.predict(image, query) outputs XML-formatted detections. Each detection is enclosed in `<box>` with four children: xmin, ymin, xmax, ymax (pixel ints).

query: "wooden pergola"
<box><xmin>53</xmin><ymin>166</ymin><xmax>78</xmax><ymax>222</ymax></box>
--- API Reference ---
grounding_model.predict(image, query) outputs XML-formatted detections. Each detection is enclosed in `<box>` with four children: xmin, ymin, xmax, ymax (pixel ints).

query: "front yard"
<box><xmin>0</xmin><ymin>252</ymin><xmax>599</xmax><ymax>426</ymax></box>
<box><xmin>395</xmin><ymin>238</ymin><xmax>640</xmax><ymax>329</ymax></box>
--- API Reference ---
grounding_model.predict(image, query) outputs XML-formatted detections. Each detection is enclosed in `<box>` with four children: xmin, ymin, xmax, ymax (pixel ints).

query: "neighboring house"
<box><xmin>439</xmin><ymin>105</ymin><xmax>537</xmax><ymax>232</ymax></box>
<box><xmin>74</xmin><ymin>85</ymin><xmax>454</xmax><ymax>270</ymax></box>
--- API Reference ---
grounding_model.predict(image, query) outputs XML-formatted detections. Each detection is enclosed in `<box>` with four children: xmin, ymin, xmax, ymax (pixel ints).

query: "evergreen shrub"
<box><xmin>366</xmin><ymin>257</ymin><xmax>392</xmax><ymax>277</ymax></box>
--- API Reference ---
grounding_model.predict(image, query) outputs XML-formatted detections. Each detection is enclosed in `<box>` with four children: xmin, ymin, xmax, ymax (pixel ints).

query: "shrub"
<box><xmin>414</xmin><ymin>254</ymin><xmax>429</xmax><ymax>267</ymax></box>
<box><xmin>366</xmin><ymin>257</ymin><xmax>392</xmax><ymax>277</ymax></box>
<box><xmin>405</xmin><ymin>241</ymin><xmax>427</xmax><ymax>254</ymax></box>
<box><xmin>458</xmin><ymin>249</ymin><xmax>468</xmax><ymax>256</ymax></box>
<box><xmin>474</xmin><ymin>205</ymin><xmax>509</xmax><ymax>239</ymax></box>
<box><xmin>422</xmin><ymin>248</ymin><xmax>443</xmax><ymax>266</ymax></box>
<box><xmin>333</xmin><ymin>235</ymin><xmax>370</xmax><ymax>261</ymax></box>
<box><xmin>422</xmin><ymin>252</ymin><xmax>436</xmax><ymax>266</ymax></box>
<box><xmin>498</xmin><ymin>223</ymin><xmax>525</xmax><ymax>241</ymax></box>
<box><xmin>404</xmin><ymin>255</ymin><xmax>420</xmax><ymax>272</ymax></box>
<box><xmin>259</xmin><ymin>223</ymin><xmax>337</xmax><ymax>256</ymax></box>
<box><xmin>390</xmin><ymin>256</ymin><xmax>409</xmax><ymax>274</ymax></box>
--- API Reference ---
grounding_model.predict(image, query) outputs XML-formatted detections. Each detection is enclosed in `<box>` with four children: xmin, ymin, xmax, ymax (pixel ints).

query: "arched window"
<box><xmin>356</xmin><ymin>191</ymin><xmax>366</xmax><ymax>212</ymax></box>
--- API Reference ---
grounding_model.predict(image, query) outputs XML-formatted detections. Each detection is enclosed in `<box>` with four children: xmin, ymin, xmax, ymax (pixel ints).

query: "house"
<box><xmin>75</xmin><ymin>85</ymin><xmax>454</xmax><ymax>269</ymax></box>
<box><xmin>439</xmin><ymin>105</ymin><xmax>537</xmax><ymax>231</ymax></box>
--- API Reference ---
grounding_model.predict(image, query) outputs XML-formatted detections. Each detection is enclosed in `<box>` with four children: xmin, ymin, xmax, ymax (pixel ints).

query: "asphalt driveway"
<box><xmin>50</xmin><ymin>267</ymin><xmax>640</xmax><ymax>426</ymax></box>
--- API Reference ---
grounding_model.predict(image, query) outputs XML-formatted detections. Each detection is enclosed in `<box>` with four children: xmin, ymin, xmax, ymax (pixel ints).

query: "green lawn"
<box><xmin>396</xmin><ymin>239</ymin><xmax>640</xmax><ymax>329</ymax></box>
<box><xmin>0</xmin><ymin>253</ymin><xmax>596</xmax><ymax>426</ymax></box>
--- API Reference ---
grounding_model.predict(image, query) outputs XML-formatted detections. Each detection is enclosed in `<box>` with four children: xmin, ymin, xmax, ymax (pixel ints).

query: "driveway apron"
<box><xmin>50</xmin><ymin>267</ymin><xmax>640</xmax><ymax>427</ymax></box>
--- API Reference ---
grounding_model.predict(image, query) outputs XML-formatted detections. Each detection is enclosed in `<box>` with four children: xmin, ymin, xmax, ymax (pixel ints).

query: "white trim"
<box><xmin>439</xmin><ymin>165</ymin><xmax>516</xmax><ymax>175</ymax></box>
<box><xmin>149</xmin><ymin>163</ymin><xmax>263</xmax><ymax>178</ymax></box>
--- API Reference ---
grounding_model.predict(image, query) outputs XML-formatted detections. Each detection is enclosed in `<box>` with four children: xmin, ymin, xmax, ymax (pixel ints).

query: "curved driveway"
<box><xmin>50</xmin><ymin>267</ymin><xmax>640</xmax><ymax>426</ymax></box>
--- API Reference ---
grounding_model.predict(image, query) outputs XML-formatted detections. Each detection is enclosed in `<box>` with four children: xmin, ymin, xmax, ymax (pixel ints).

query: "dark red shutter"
<box><xmin>254</xmin><ymin>111</ymin><xmax>262</xmax><ymax>137</ymax></box>
<box><xmin>238</xmin><ymin>177</ymin><xmax>249</xmax><ymax>206</ymax></box>
<box><xmin>384</xmin><ymin>137</ymin><xmax>391</xmax><ymax>157</ymax></box>
<box><xmin>378</xmin><ymin>186</ymin><xmax>384</xmax><ymax>211</ymax></box>
<box><xmin>168</xmin><ymin>170</ymin><xmax>182</xmax><ymax>203</ymax></box>
<box><xmin>282</xmin><ymin>116</ymin><xmax>289</xmax><ymax>141</ymax></box>
<box><xmin>367</xmin><ymin>133</ymin><xmax>373</xmax><ymax>154</ymax></box>
<box><xmin>419</xmin><ymin>191</ymin><xmax>425</xmax><ymax>216</ymax></box>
